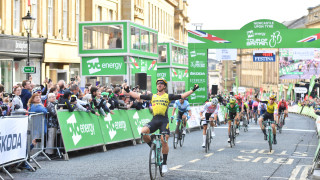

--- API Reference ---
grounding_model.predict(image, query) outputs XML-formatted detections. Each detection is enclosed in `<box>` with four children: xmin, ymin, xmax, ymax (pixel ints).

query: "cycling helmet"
<box><xmin>229</xmin><ymin>98</ymin><xmax>236</xmax><ymax>104</ymax></box>
<box><xmin>269</xmin><ymin>94</ymin><xmax>276</xmax><ymax>100</ymax></box>
<box><xmin>32</xmin><ymin>87</ymin><xmax>42</xmax><ymax>94</ymax></box>
<box><xmin>156</xmin><ymin>78</ymin><xmax>167</xmax><ymax>86</ymax></box>
<box><xmin>236</xmin><ymin>95</ymin><xmax>242</xmax><ymax>100</ymax></box>
<box><xmin>211</xmin><ymin>98</ymin><xmax>219</xmax><ymax>105</ymax></box>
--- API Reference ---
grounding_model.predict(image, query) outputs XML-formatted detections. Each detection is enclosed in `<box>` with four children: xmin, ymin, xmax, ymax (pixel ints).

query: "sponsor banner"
<box><xmin>309</xmin><ymin>75</ymin><xmax>316</xmax><ymax>96</ymax></box>
<box><xmin>172</xmin><ymin>68</ymin><xmax>188</xmax><ymax>81</ymax></box>
<box><xmin>253</xmin><ymin>50</ymin><xmax>275</xmax><ymax>62</ymax></box>
<box><xmin>216</xmin><ymin>49</ymin><xmax>237</xmax><ymax>61</ymax></box>
<box><xmin>0</xmin><ymin>116</ymin><xmax>28</xmax><ymax>165</ymax></box>
<box><xmin>98</xmin><ymin>110</ymin><xmax>134</xmax><ymax>143</ymax></box>
<box><xmin>294</xmin><ymin>87</ymin><xmax>308</xmax><ymax>94</ymax></box>
<box><xmin>57</xmin><ymin>111</ymin><xmax>105</xmax><ymax>152</ymax></box>
<box><xmin>125</xmin><ymin>109</ymin><xmax>153</xmax><ymax>138</ymax></box>
<box><xmin>189</xmin><ymin>106</ymin><xmax>202</xmax><ymax>128</ymax></box>
<box><xmin>82</xmin><ymin>56</ymin><xmax>126</xmax><ymax>76</ymax></box>
<box><xmin>233</xmin><ymin>87</ymin><xmax>246</xmax><ymax>93</ymax></box>
<box><xmin>218</xmin><ymin>105</ymin><xmax>227</xmax><ymax>122</ymax></box>
<box><xmin>157</xmin><ymin>68</ymin><xmax>170</xmax><ymax>79</ymax></box>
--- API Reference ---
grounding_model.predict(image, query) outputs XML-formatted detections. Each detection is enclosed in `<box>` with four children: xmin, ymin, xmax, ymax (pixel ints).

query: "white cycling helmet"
<box><xmin>211</xmin><ymin>98</ymin><xmax>219</xmax><ymax>105</ymax></box>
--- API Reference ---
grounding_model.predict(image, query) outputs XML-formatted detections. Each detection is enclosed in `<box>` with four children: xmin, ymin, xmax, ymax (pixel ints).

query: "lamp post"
<box><xmin>22</xmin><ymin>11</ymin><xmax>35</xmax><ymax>80</ymax></box>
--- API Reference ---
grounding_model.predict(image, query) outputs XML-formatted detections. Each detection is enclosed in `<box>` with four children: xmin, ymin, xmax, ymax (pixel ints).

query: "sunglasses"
<box><xmin>157</xmin><ymin>81</ymin><xmax>165</xmax><ymax>85</ymax></box>
<box><xmin>269</xmin><ymin>98</ymin><xmax>275</xmax><ymax>100</ymax></box>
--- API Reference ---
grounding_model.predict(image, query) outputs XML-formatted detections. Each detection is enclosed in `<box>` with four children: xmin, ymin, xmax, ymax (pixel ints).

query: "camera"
<box><xmin>70</xmin><ymin>95</ymin><xmax>77</xmax><ymax>103</ymax></box>
<box><xmin>70</xmin><ymin>78</ymin><xmax>75</xmax><ymax>82</ymax></box>
<box><xmin>0</xmin><ymin>104</ymin><xmax>8</xmax><ymax>111</ymax></box>
<box><xmin>3</xmin><ymin>93</ymin><xmax>13</xmax><ymax>98</ymax></box>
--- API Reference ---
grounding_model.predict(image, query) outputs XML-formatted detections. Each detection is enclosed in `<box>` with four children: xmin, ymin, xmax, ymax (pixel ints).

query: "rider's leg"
<box><xmin>141</xmin><ymin>126</ymin><xmax>151</xmax><ymax>146</ymax></box>
<box><xmin>271</xmin><ymin>123</ymin><xmax>277</xmax><ymax>144</ymax></box>
<box><xmin>259</xmin><ymin>116</ymin><xmax>267</xmax><ymax>139</ymax></box>
<box><xmin>210</xmin><ymin>117</ymin><xmax>216</xmax><ymax>136</ymax></box>
<box><xmin>202</xmin><ymin>124</ymin><xmax>207</xmax><ymax>147</ymax></box>
<box><xmin>161</xmin><ymin>134</ymin><xmax>170</xmax><ymax>164</ymax></box>
<box><xmin>175</xmin><ymin>120</ymin><xmax>180</xmax><ymax>134</ymax></box>
<box><xmin>246</xmin><ymin>112</ymin><xmax>249</xmax><ymax>124</ymax></box>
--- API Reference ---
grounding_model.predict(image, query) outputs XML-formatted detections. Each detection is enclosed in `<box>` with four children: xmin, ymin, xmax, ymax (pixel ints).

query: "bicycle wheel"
<box><xmin>180</xmin><ymin>130</ymin><xmax>185</xmax><ymax>147</ymax></box>
<box><xmin>268</xmin><ymin>128</ymin><xmax>273</xmax><ymax>152</ymax></box>
<box><xmin>159</xmin><ymin>150</ymin><xmax>164</xmax><ymax>177</ymax></box>
<box><xmin>173</xmin><ymin>132</ymin><xmax>177</xmax><ymax>149</ymax></box>
<box><xmin>232</xmin><ymin>125</ymin><xmax>236</xmax><ymax>146</ymax></box>
<box><xmin>205</xmin><ymin>129</ymin><xmax>210</xmax><ymax>153</ymax></box>
<box><xmin>279</xmin><ymin>117</ymin><xmax>283</xmax><ymax>134</ymax></box>
<box><xmin>230</xmin><ymin>125</ymin><xmax>234</xmax><ymax>148</ymax></box>
<box><xmin>149</xmin><ymin>144</ymin><xmax>157</xmax><ymax>180</ymax></box>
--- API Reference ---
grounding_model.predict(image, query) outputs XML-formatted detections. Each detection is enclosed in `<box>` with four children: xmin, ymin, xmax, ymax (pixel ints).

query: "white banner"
<box><xmin>233</xmin><ymin>87</ymin><xmax>246</xmax><ymax>93</ymax></box>
<box><xmin>188</xmin><ymin>106</ymin><xmax>202</xmax><ymax>128</ymax></box>
<box><xmin>216</xmin><ymin>49</ymin><xmax>237</xmax><ymax>61</ymax></box>
<box><xmin>294</xmin><ymin>87</ymin><xmax>308</xmax><ymax>93</ymax></box>
<box><xmin>0</xmin><ymin>116</ymin><xmax>28</xmax><ymax>165</ymax></box>
<box><xmin>292</xmin><ymin>48</ymin><xmax>314</xmax><ymax>60</ymax></box>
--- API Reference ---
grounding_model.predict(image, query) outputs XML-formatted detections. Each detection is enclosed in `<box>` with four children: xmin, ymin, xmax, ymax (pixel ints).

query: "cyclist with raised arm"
<box><xmin>225</xmin><ymin>98</ymin><xmax>240</xmax><ymax>143</ymax></box>
<box><xmin>125</xmin><ymin>78</ymin><xmax>199</xmax><ymax>173</ymax></box>
<box><xmin>171</xmin><ymin>98</ymin><xmax>192</xmax><ymax>141</ymax></box>
<box><xmin>278</xmin><ymin>99</ymin><xmax>288</xmax><ymax>125</ymax></box>
<box><xmin>199</xmin><ymin>98</ymin><xmax>219</xmax><ymax>148</ymax></box>
<box><xmin>256</xmin><ymin>94</ymin><xmax>278</xmax><ymax>144</ymax></box>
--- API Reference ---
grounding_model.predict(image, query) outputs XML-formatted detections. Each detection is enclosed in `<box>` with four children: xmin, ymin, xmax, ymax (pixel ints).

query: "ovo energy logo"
<box><xmin>67</xmin><ymin>114</ymin><xmax>82</xmax><ymax>146</ymax></box>
<box><xmin>87</xmin><ymin>58</ymin><xmax>101</xmax><ymax>74</ymax></box>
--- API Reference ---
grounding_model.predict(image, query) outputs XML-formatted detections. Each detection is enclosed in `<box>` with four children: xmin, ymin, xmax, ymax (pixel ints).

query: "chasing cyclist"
<box><xmin>125</xmin><ymin>78</ymin><xmax>199</xmax><ymax>173</ymax></box>
<box><xmin>278</xmin><ymin>99</ymin><xmax>288</xmax><ymax>125</ymax></box>
<box><xmin>199</xmin><ymin>98</ymin><xmax>219</xmax><ymax>148</ymax></box>
<box><xmin>236</xmin><ymin>95</ymin><xmax>249</xmax><ymax>126</ymax></box>
<box><xmin>252</xmin><ymin>100</ymin><xmax>259</xmax><ymax>122</ymax></box>
<box><xmin>248</xmin><ymin>97</ymin><xmax>254</xmax><ymax>122</ymax></box>
<box><xmin>225</xmin><ymin>98</ymin><xmax>240</xmax><ymax>143</ymax></box>
<box><xmin>256</xmin><ymin>94</ymin><xmax>278</xmax><ymax>144</ymax></box>
<box><xmin>171</xmin><ymin>98</ymin><xmax>192</xmax><ymax>142</ymax></box>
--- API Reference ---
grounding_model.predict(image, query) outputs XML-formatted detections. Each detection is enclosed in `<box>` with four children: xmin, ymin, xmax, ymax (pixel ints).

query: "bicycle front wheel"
<box><xmin>149</xmin><ymin>144</ymin><xmax>157</xmax><ymax>180</ymax></box>
<box><xmin>173</xmin><ymin>133</ymin><xmax>178</xmax><ymax>149</ymax></box>
<box><xmin>268</xmin><ymin>129</ymin><xmax>273</xmax><ymax>152</ymax></box>
<box><xmin>205</xmin><ymin>130</ymin><xmax>210</xmax><ymax>153</ymax></box>
<box><xmin>230</xmin><ymin>125</ymin><xmax>234</xmax><ymax>148</ymax></box>
<box><xmin>180</xmin><ymin>131</ymin><xmax>185</xmax><ymax>147</ymax></box>
<box><xmin>159</xmin><ymin>151</ymin><xmax>164</xmax><ymax>177</ymax></box>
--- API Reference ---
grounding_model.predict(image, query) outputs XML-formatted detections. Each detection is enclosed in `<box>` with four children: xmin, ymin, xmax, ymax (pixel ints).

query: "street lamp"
<box><xmin>22</xmin><ymin>11</ymin><xmax>35</xmax><ymax>79</ymax></box>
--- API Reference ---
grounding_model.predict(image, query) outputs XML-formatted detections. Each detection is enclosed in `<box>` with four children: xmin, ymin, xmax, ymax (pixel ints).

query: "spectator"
<box><xmin>116</xmin><ymin>31</ymin><xmax>122</xmax><ymax>48</ymax></box>
<box><xmin>11</xmin><ymin>86</ymin><xmax>27</xmax><ymax>114</ymax></box>
<box><xmin>58</xmin><ymin>80</ymin><xmax>66</xmax><ymax>94</ymax></box>
<box><xmin>107</xmin><ymin>32</ymin><xmax>117</xmax><ymax>49</ymax></box>
<box><xmin>28</xmin><ymin>93</ymin><xmax>48</xmax><ymax>114</ymax></box>
<box><xmin>20</xmin><ymin>80</ymin><xmax>32</xmax><ymax>109</ymax></box>
<box><xmin>46</xmin><ymin>93</ymin><xmax>58</xmax><ymax>156</ymax></box>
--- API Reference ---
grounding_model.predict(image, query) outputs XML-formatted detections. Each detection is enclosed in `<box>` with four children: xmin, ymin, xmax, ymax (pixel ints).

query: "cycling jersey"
<box><xmin>248</xmin><ymin>100</ymin><xmax>253</xmax><ymax>108</ymax></box>
<box><xmin>200</xmin><ymin>102</ymin><xmax>219</xmax><ymax>115</ymax></box>
<box><xmin>258</xmin><ymin>102</ymin><xmax>267</xmax><ymax>114</ymax></box>
<box><xmin>174</xmin><ymin>100</ymin><xmax>191</xmax><ymax>112</ymax></box>
<box><xmin>278</xmin><ymin>101</ymin><xmax>288</xmax><ymax>109</ymax></box>
<box><xmin>237</xmin><ymin>102</ymin><xmax>249</xmax><ymax>112</ymax></box>
<box><xmin>226</xmin><ymin>103</ymin><xmax>240</xmax><ymax>114</ymax></box>
<box><xmin>253</xmin><ymin>101</ymin><xmax>259</xmax><ymax>107</ymax></box>
<box><xmin>261</xmin><ymin>100</ymin><xmax>278</xmax><ymax>114</ymax></box>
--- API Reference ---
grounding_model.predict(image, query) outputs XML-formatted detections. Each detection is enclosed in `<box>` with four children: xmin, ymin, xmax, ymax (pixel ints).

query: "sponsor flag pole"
<box><xmin>309</xmin><ymin>75</ymin><xmax>316</xmax><ymax>97</ymax></box>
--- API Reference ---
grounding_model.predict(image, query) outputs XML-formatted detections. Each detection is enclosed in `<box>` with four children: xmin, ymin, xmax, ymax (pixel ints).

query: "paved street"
<box><xmin>2</xmin><ymin>113</ymin><xmax>317</xmax><ymax>180</ymax></box>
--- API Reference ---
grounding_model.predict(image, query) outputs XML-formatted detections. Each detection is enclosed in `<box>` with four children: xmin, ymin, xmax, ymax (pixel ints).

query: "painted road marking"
<box><xmin>189</xmin><ymin>159</ymin><xmax>200</xmax><ymax>163</ymax></box>
<box><xmin>170</xmin><ymin>165</ymin><xmax>183</xmax><ymax>170</ymax></box>
<box><xmin>263</xmin><ymin>176</ymin><xmax>288</xmax><ymax>179</ymax></box>
<box><xmin>289</xmin><ymin>165</ymin><xmax>311</xmax><ymax>180</ymax></box>
<box><xmin>215</xmin><ymin>127</ymin><xmax>315</xmax><ymax>132</ymax></box>
<box><xmin>217</xmin><ymin>148</ymin><xmax>225</xmax><ymax>152</ymax></box>
<box><xmin>172</xmin><ymin>169</ymin><xmax>219</xmax><ymax>174</ymax></box>
<box><xmin>205</xmin><ymin>153</ymin><xmax>214</xmax><ymax>157</ymax></box>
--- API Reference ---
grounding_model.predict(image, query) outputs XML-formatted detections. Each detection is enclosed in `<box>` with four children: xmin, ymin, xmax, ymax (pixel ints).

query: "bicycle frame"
<box><xmin>263</xmin><ymin>120</ymin><xmax>273</xmax><ymax>152</ymax></box>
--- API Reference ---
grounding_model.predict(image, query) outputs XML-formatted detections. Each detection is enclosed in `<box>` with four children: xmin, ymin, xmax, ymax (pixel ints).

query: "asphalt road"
<box><xmin>2</xmin><ymin>113</ymin><xmax>318</xmax><ymax>180</ymax></box>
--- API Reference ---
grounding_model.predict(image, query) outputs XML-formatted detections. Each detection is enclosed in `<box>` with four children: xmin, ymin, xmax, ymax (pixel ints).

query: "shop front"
<box><xmin>0</xmin><ymin>34</ymin><xmax>46</xmax><ymax>92</ymax></box>
<box><xmin>78</xmin><ymin>21</ymin><xmax>158</xmax><ymax>93</ymax></box>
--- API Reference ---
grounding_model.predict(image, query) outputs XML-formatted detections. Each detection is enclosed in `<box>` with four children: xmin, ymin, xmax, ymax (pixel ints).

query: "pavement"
<box><xmin>0</xmin><ymin>113</ymin><xmax>317</xmax><ymax>180</ymax></box>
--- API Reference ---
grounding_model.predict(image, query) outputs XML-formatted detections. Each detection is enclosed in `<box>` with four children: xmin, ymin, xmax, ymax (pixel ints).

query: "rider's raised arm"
<box><xmin>181</xmin><ymin>84</ymin><xmax>199</xmax><ymax>99</ymax></box>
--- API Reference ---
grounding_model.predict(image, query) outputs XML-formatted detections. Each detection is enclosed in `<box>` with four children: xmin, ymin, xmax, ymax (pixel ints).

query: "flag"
<box><xmin>188</xmin><ymin>30</ymin><xmax>231</xmax><ymax>43</ymax></box>
<box><xmin>235</xmin><ymin>76</ymin><xmax>239</xmax><ymax>95</ymax></box>
<box><xmin>286</xmin><ymin>83</ymin><xmax>293</xmax><ymax>100</ymax></box>
<box><xmin>297</xmin><ymin>33</ymin><xmax>320</xmax><ymax>42</ymax></box>
<box><xmin>148</xmin><ymin>60</ymin><xmax>156</xmax><ymax>70</ymax></box>
<box><xmin>309</xmin><ymin>75</ymin><xmax>316</xmax><ymax>96</ymax></box>
<box><xmin>130</xmin><ymin>57</ymin><xmax>139</xmax><ymax>69</ymax></box>
<box><xmin>28</xmin><ymin>0</ymin><xmax>31</xmax><ymax>6</ymax></box>
<box><xmin>279</xmin><ymin>84</ymin><xmax>283</xmax><ymax>100</ymax></box>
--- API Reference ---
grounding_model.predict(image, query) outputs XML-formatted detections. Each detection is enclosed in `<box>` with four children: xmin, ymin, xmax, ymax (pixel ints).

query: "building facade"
<box><xmin>0</xmin><ymin>0</ymin><xmax>188</xmax><ymax>89</ymax></box>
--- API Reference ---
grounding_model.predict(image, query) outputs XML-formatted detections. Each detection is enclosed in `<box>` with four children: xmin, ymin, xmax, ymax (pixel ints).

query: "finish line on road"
<box><xmin>215</xmin><ymin>126</ymin><xmax>315</xmax><ymax>132</ymax></box>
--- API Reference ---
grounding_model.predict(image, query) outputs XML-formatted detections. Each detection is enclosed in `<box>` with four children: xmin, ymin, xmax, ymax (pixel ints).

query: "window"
<box><xmin>83</xmin><ymin>25</ymin><xmax>123</xmax><ymax>50</ymax></box>
<box><xmin>158</xmin><ymin>45</ymin><xmax>167</xmax><ymax>63</ymax></box>
<box><xmin>76</xmin><ymin>0</ymin><xmax>80</xmax><ymax>23</ymax></box>
<box><xmin>31</xmin><ymin>0</ymin><xmax>37</xmax><ymax>34</ymax></box>
<box><xmin>97</xmin><ymin>6</ymin><xmax>101</xmax><ymax>21</ymax></box>
<box><xmin>141</xmin><ymin>30</ymin><xmax>149</xmax><ymax>52</ymax></box>
<box><xmin>48</xmin><ymin>0</ymin><xmax>53</xmax><ymax>35</ymax></box>
<box><xmin>131</xmin><ymin>26</ymin><xmax>140</xmax><ymax>50</ymax></box>
<box><xmin>13</xmin><ymin>0</ymin><xmax>20</xmax><ymax>32</ymax></box>
<box><xmin>151</xmin><ymin>32</ymin><xmax>157</xmax><ymax>53</ymax></box>
<box><xmin>63</xmin><ymin>0</ymin><xmax>68</xmax><ymax>37</ymax></box>
<box><xmin>172</xmin><ymin>82</ymin><xmax>185</xmax><ymax>94</ymax></box>
<box><xmin>109</xmin><ymin>9</ymin><xmax>113</xmax><ymax>21</ymax></box>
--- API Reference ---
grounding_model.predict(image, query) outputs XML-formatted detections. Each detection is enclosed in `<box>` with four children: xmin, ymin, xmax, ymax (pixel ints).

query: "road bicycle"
<box><xmin>171</xmin><ymin>117</ymin><xmax>186</xmax><ymax>149</ymax></box>
<box><xmin>263</xmin><ymin>119</ymin><xmax>274</xmax><ymax>152</ymax></box>
<box><xmin>254</xmin><ymin>110</ymin><xmax>258</xmax><ymax>124</ymax></box>
<box><xmin>240</xmin><ymin>111</ymin><xmax>248</xmax><ymax>132</ymax></box>
<box><xmin>200</xmin><ymin>119</ymin><xmax>214</xmax><ymax>153</ymax></box>
<box><xmin>278</xmin><ymin>112</ymin><xmax>285</xmax><ymax>134</ymax></box>
<box><xmin>229</xmin><ymin>118</ymin><xmax>237</xmax><ymax>148</ymax></box>
<box><xmin>141</xmin><ymin>133</ymin><xmax>167</xmax><ymax>180</ymax></box>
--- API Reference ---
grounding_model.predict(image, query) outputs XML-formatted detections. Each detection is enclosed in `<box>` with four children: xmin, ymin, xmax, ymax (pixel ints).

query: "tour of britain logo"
<box><xmin>87</xmin><ymin>58</ymin><xmax>101</xmax><ymax>74</ymax></box>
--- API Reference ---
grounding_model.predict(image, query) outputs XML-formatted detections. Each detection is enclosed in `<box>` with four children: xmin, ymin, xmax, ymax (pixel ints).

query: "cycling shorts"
<box><xmin>202</xmin><ymin>113</ymin><xmax>215</xmax><ymax>125</ymax></box>
<box><xmin>177</xmin><ymin>111</ymin><xmax>188</xmax><ymax>121</ymax></box>
<box><xmin>262</xmin><ymin>112</ymin><xmax>275</xmax><ymax>122</ymax></box>
<box><xmin>144</xmin><ymin>115</ymin><xmax>170</xmax><ymax>135</ymax></box>
<box><xmin>228</xmin><ymin>112</ymin><xmax>237</xmax><ymax>122</ymax></box>
<box><xmin>278</xmin><ymin>107</ymin><xmax>286</xmax><ymax>113</ymax></box>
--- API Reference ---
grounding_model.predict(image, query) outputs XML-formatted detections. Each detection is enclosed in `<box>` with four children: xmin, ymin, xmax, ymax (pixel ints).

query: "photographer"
<box><xmin>11</xmin><ymin>86</ymin><xmax>27</xmax><ymax>114</ymax></box>
<box><xmin>58</xmin><ymin>90</ymin><xmax>95</xmax><ymax>114</ymax></box>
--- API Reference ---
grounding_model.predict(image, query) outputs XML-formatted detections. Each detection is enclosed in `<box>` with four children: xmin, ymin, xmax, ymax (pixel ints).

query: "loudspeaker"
<box><xmin>211</xmin><ymin>85</ymin><xmax>218</xmax><ymax>95</ymax></box>
<box><xmin>135</xmin><ymin>73</ymin><xmax>147</xmax><ymax>90</ymax></box>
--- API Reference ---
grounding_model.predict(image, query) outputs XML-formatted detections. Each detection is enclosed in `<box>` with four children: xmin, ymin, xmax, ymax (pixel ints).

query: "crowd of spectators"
<box><xmin>0</xmin><ymin>75</ymin><xmax>153</xmax><ymax>173</ymax></box>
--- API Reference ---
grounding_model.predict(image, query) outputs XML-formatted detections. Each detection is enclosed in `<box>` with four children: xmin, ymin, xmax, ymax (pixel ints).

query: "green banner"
<box><xmin>279</xmin><ymin>84</ymin><xmax>283</xmax><ymax>100</ymax></box>
<box><xmin>157</xmin><ymin>68</ymin><xmax>170</xmax><ymax>79</ymax></box>
<box><xmin>188</xmin><ymin>49</ymin><xmax>208</xmax><ymax>104</ymax></box>
<box><xmin>309</xmin><ymin>75</ymin><xmax>316</xmax><ymax>96</ymax></box>
<box><xmin>287</xmin><ymin>83</ymin><xmax>293</xmax><ymax>100</ymax></box>
<box><xmin>57</xmin><ymin>111</ymin><xmax>105</xmax><ymax>152</ymax></box>
<box><xmin>126</xmin><ymin>109</ymin><xmax>153</xmax><ymax>138</ymax></box>
<box><xmin>98</xmin><ymin>110</ymin><xmax>135</xmax><ymax>144</ymax></box>
<box><xmin>82</xmin><ymin>56</ymin><xmax>126</xmax><ymax>76</ymax></box>
<box><xmin>235</xmin><ymin>76</ymin><xmax>239</xmax><ymax>95</ymax></box>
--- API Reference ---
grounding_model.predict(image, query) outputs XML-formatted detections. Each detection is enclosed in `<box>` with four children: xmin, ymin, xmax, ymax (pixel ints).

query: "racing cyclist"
<box><xmin>256</xmin><ymin>95</ymin><xmax>278</xmax><ymax>144</ymax></box>
<box><xmin>125</xmin><ymin>78</ymin><xmax>199</xmax><ymax>173</ymax></box>
<box><xmin>225</xmin><ymin>98</ymin><xmax>240</xmax><ymax>143</ymax></box>
<box><xmin>199</xmin><ymin>98</ymin><xmax>219</xmax><ymax>148</ymax></box>
<box><xmin>248</xmin><ymin>97</ymin><xmax>254</xmax><ymax>121</ymax></box>
<box><xmin>252</xmin><ymin>100</ymin><xmax>259</xmax><ymax>122</ymax></box>
<box><xmin>171</xmin><ymin>98</ymin><xmax>192</xmax><ymax>142</ymax></box>
<box><xmin>278</xmin><ymin>99</ymin><xmax>288</xmax><ymax>125</ymax></box>
<box><xmin>236</xmin><ymin>96</ymin><xmax>249</xmax><ymax>127</ymax></box>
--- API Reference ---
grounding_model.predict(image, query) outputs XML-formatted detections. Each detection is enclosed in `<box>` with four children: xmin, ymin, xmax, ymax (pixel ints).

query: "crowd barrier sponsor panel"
<box><xmin>125</xmin><ymin>109</ymin><xmax>153</xmax><ymax>138</ymax></box>
<box><xmin>98</xmin><ymin>110</ymin><xmax>134</xmax><ymax>144</ymax></box>
<box><xmin>188</xmin><ymin>106</ymin><xmax>201</xmax><ymax>128</ymax></box>
<box><xmin>57</xmin><ymin>111</ymin><xmax>105</xmax><ymax>152</ymax></box>
<box><xmin>0</xmin><ymin>116</ymin><xmax>28</xmax><ymax>165</ymax></box>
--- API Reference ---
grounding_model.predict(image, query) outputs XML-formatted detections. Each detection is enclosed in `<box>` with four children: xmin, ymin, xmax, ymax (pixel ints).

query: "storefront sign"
<box><xmin>82</xmin><ymin>56</ymin><xmax>126</xmax><ymax>76</ymax></box>
<box><xmin>253</xmin><ymin>50</ymin><xmax>275</xmax><ymax>62</ymax></box>
<box><xmin>22</xmin><ymin>66</ymin><xmax>36</xmax><ymax>73</ymax></box>
<box><xmin>294</xmin><ymin>87</ymin><xmax>307</xmax><ymax>93</ymax></box>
